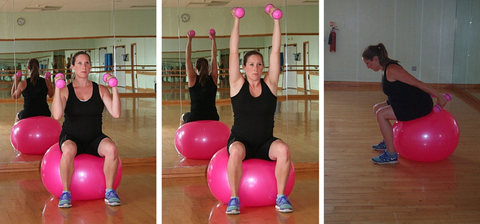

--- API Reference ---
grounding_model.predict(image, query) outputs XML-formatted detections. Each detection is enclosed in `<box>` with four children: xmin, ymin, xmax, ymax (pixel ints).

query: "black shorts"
<box><xmin>227</xmin><ymin>135</ymin><xmax>278</xmax><ymax>161</ymax></box>
<box><xmin>182</xmin><ymin>111</ymin><xmax>220</xmax><ymax>123</ymax></box>
<box><xmin>59</xmin><ymin>132</ymin><xmax>109</xmax><ymax>157</ymax></box>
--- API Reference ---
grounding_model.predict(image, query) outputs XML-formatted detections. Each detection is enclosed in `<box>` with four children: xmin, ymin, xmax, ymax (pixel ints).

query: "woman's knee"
<box><xmin>61</xmin><ymin>141</ymin><xmax>77</xmax><ymax>158</ymax></box>
<box><xmin>270</xmin><ymin>141</ymin><xmax>291</xmax><ymax>160</ymax></box>
<box><xmin>228</xmin><ymin>142</ymin><xmax>246</xmax><ymax>160</ymax></box>
<box><xmin>99</xmin><ymin>139</ymin><xmax>118</xmax><ymax>158</ymax></box>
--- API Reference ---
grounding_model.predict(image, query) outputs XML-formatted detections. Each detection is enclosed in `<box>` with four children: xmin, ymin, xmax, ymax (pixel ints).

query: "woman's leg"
<box><xmin>268</xmin><ymin>140</ymin><xmax>291</xmax><ymax>195</ymax></box>
<box><xmin>375</xmin><ymin>106</ymin><xmax>397</xmax><ymax>154</ymax></box>
<box><xmin>226</xmin><ymin>141</ymin><xmax>246</xmax><ymax>214</ymax></box>
<box><xmin>98</xmin><ymin>138</ymin><xmax>119</xmax><ymax>190</ymax></box>
<box><xmin>268</xmin><ymin>139</ymin><xmax>293</xmax><ymax>212</ymax></box>
<box><xmin>60</xmin><ymin>140</ymin><xmax>77</xmax><ymax>192</ymax></box>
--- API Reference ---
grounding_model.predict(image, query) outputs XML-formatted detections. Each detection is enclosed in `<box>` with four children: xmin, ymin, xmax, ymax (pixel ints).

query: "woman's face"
<box><xmin>243</xmin><ymin>55</ymin><xmax>264</xmax><ymax>80</ymax></box>
<box><xmin>71</xmin><ymin>54</ymin><xmax>91</xmax><ymax>77</ymax></box>
<box><xmin>363</xmin><ymin>56</ymin><xmax>382</xmax><ymax>72</ymax></box>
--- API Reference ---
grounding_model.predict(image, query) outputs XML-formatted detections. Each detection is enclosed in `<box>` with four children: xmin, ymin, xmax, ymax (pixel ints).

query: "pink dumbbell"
<box><xmin>433</xmin><ymin>93</ymin><xmax>452</xmax><ymax>113</ymax></box>
<box><xmin>103</xmin><ymin>73</ymin><xmax>118</xmax><ymax>87</ymax></box>
<box><xmin>232</xmin><ymin>7</ymin><xmax>245</xmax><ymax>18</ymax></box>
<box><xmin>55</xmin><ymin>73</ymin><xmax>66</xmax><ymax>89</ymax></box>
<box><xmin>45</xmin><ymin>72</ymin><xmax>51</xmax><ymax>79</ymax></box>
<box><xmin>188</xmin><ymin>30</ymin><xmax>196</xmax><ymax>37</ymax></box>
<box><xmin>265</xmin><ymin>4</ymin><xmax>283</xmax><ymax>20</ymax></box>
<box><xmin>209</xmin><ymin>29</ymin><xmax>216</xmax><ymax>40</ymax></box>
<box><xmin>16</xmin><ymin>71</ymin><xmax>22</xmax><ymax>78</ymax></box>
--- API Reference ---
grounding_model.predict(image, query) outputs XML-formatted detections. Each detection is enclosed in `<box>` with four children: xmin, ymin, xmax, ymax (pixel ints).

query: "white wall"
<box><xmin>324</xmin><ymin>0</ymin><xmax>456</xmax><ymax>84</ymax></box>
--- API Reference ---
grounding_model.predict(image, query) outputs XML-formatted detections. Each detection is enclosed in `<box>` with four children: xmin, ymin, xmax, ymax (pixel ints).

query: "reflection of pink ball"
<box><xmin>207</xmin><ymin>148</ymin><xmax>295</xmax><ymax>207</ymax></box>
<box><xmin>188</xmin><ymin>30</ymin><xmax>196</xmax><ymax>37</ymax></box>
<box><xmin>41</xmin><ymin>143</ymin><xmax>123</xmax><ymax>200</ymax></box>
<box><xmin>44</xmin><ymin>72</ymin><xmax>51</xmax><ymax>79</ymax></box>
<box><xmin>16</xmin><ymin>71</ymin><xmax>22</xmax><ymax>77</ymax></box>
<box><xmin>393</xmin><ymin>110</ymin><xmax>459</xmax><ymax>162</ymax></box>
<box><xmin>175</xmin><ymin>120</ymin><xmax>230</xmax><ymax>159</ymax></box>
<box><xmin>10</xmin><ymin>116</ymin><xmax>61</xmax><ymax>155</ymax></box>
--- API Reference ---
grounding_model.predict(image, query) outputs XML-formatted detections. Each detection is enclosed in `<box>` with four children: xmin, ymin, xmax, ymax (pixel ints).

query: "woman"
<box><xmin>11</xmin><ymin>58</ymin><xmax>53</xmax><ymax>122</ymax></box>
<box><xmin>52</xmin><ymin>51</ymin><xmax>121</xmax><ymax>208</ymax></box>
<box><xmin>362</xmin><ymin>43</ymin><xmax>448</xmax><ymax>164</ymax></box>
<box><xmin>179</xmin><ymin>30</ymin><xmax>220</xmax><ymax>126</ymax></box>
<box><xmin>225</xmin><ymin>6</ymin><xmax>293</xmax><ymax>215</ymax></box>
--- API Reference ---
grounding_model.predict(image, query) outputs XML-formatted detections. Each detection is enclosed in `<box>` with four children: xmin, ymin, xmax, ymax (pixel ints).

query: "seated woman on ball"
<box><xmin>226</xmin><ymin>5</ymin><xmax>293</xmax><ymax>214</ymax></box>
<box><xmin>179</xmin><ymin>29</ymin><xmax>220</xmax><ymax>126</ymax></box>
<box><xmin>362</xmin><ymin>43</ymin><xmax>449</xmax><ymax>164</ymax></box>
<box><xmin>51</xmin><ymin>51</ymin><xmax>121</xmax><ymax>208</ymax></box>
<box><xmin>11</xmin><ymin>58</ymin><xmax>53</xmax><ymax>123</ymax></box>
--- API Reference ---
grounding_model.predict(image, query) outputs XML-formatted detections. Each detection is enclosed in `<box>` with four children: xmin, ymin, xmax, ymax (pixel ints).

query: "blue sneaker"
<box><xmin>372</xmin><ymin>140</ymin><xmax>387</xmax><ymax>150</ymax></box>
<box><xmin>105</xmin><ymin>189</ymin><xmax>121</xmax><ymax>206</ymax></box>
<box><xmin>226</xmin><ymin>197</ymin><xmax>240</xmax><ymax>215</ymax></box>
<box><xmin>58</xmin><ymin>191</ymin><xmax>72</xmax><ymax>208</ymax></box>
<box><xmin>275</xmin><ymin>195</ymin><xmax>293</xmax><ymax>213</ymax></box>
<box><xmin>372</xmin><ymin>151</ymin><xmax>398</xmax><ymax>164</ymax></box>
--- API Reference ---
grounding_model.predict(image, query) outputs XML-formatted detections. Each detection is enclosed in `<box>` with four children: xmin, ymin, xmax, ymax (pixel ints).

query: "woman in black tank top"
<box><xmin>362</xmin><ymin>43</ymin><xmax>449</xmax><ymax>164</ymax></box>
<box><xmin>51</xmin><ymin>51</ymin><xmax>122</xmax><ymax>208</ymax></box>
<box><xmin>11</xmin><ymin>58</ymin><xmax>54</xmax><ymax>122</ymax></box>
<box><xmin>179</xmin><ymin>29</ymin><xmax>220</xmax><ymax>126</ymax></box>
<box><xmin>224</xmin><ymin>5</ymin><xmax>293</xmax><ymax>215</ymax></box>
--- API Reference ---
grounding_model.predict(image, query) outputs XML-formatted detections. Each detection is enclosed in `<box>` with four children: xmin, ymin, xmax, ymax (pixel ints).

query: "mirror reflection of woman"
<box><xmin>179</xmin><ymin>30</ymin><xmax>220</xmax><ymax>126</ymax></box>
<box><xmin>11</xmin><ymin>58</ymin><xmax>53</xmax><ymax>123</ymax></box>
<box><xmin>225</xmin><ymin>6</ymin><xmax>293</xmax><ymax>215</ymax></box>
<box><xmin>51</xmin><ymin>51</ymin><xmax>121</xmax><ymax>208</ymax></box>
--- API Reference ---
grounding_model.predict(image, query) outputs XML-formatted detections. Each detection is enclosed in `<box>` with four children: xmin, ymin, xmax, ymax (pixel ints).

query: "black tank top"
<box><xmin>188</xmin><ymin>75</ymin><xmax>219</xmax><ymax>121</ymax></box>
<box><xmin>22</xmin><ymin>77</ymin><xmax>51</xmax><ymax>118</ymax></box>
<box><xmin>231</xmin><ymin>79</ymin><xmax>277</xmax><ymax>146</ymax></box>
<box><xmin>382</xmin><ymin>62</ymin><xmax>433</xmax><ymax>121</ymax></box>
<box><xmin>62</xmin><ymin>82</ymin><xmax>104</xmax><ymax>142</ymax></box>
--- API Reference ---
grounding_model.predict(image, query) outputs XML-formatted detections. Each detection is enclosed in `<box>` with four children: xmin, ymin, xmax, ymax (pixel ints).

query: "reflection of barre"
<box><xmin>265</xmin><ymin>4</ymin><xmax>283</xmax><ymax>20</ymax></box>
<box><xmin>188</xmin><ymin>30</ymin><xmax>196</xmax><ymax>37</ymax></box>
<box><xmin>55</xmin><ymin>73</ymin><xmax>66</xmax><ymax>89</ymax></box>
<box><xmin>433</xmin><ymin>93</ymin><xmax>452</xmax><ymax>113</ymax></box>
<box><xmin>232</xmin><ymin>7</ymin><xmax>245</xmax><ymax>18</ymax></box>
<box><xmin>45</xmin><ymin>72</ymin><xmax>51</xmax><ymax>79</ymax></box>
<box><xmin>209</xmin><ymin>29</ymin><xmax>215</xmax><ymax>40</ymax></box>
<box><xmin>103</xmin><ymin>73</ymin><xmax>118</xmax><ymax>87</ymax></box>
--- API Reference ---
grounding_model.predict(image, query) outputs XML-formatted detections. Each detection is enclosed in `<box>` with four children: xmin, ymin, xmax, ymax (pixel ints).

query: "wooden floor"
<box><xmin>325</xmin><ymin>84</ymin><xmax>480</xmax><ymax>223</ymax></box>
<box><xmin>0</xmin><ymin>165</ymin><xmax>156</xmax><ymax>223</ymax></box>
<box><xmin>162</xmin><ymin>170</ymin><xmax>319</xmax><ymax>224</ymax></box>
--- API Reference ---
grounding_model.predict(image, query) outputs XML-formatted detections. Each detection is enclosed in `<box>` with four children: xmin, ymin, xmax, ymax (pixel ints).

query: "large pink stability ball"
<box><xmin>10</xmin><ymin>116</ymin><xmax>61</xmax><ymax>155</ymax></box>
<box><xmin>175</xmin><ymin>120</ymin><xmax>230</xmax><ymax>159</ymax></box>
<box><xmin>393</xmin><ymin>110</ymin><xmax>459</xmax><ymax>162</ymax></box>
<box><xmin>41</xmin><ymin>143</ymin><xmax>123</xmax><ymax>200</ymax></box>
<box><xmin>207</xmin><ymin>147</ymin><xmax>295</xmax><ymax>207</ymax></box>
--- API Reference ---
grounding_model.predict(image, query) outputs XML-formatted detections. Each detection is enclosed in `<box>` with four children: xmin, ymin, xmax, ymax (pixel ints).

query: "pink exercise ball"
<box><xmin>41</xmin><ymin>143</ymin><xmax>123</xmax><ymax>200</ymax></box>
<box><xmin>207</xmin><ymin>147</ymin><xmax>295</xmax><ymax>207</ymax></box>
<box><xmin>393</xmin><ymin>110</ymin><xmax>459</xmax><ymax>162</ymax></box>
<box><xmin>10</xmin><ymin>116</ymin><xmax>61</xmax><ymax>155</ymax></box>
<box><xmin>175</xmin><ymin>120</ymin><xmax>230</xmax><ymax>159</ymax></box>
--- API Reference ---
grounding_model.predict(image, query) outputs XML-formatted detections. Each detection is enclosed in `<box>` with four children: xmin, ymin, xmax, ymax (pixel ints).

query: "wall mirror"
<box><xmin>0</xmin><ymin>0</ymin><xmax>156</xmax><ymax>166</ymax></box>
<box><xmin>161</xmin><ymin>0</ymin><xmax>320</xmax><ymax>172</ymax></box>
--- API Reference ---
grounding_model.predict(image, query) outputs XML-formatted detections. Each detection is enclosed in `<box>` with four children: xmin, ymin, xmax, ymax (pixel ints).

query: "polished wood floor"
<box><xmin>325</xmin><ymin>84</ymin><xmax>480</xmax><ymax>223</ymax></box>
<box><xmin>0</xmin><ymin>165</ymin><xmax>156</xmax><ymax>223</ymax></box>
<box><xmin>162</xmin><ymin>170</ymin><xmax>319</xmax><ymax>224</ymax></box>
